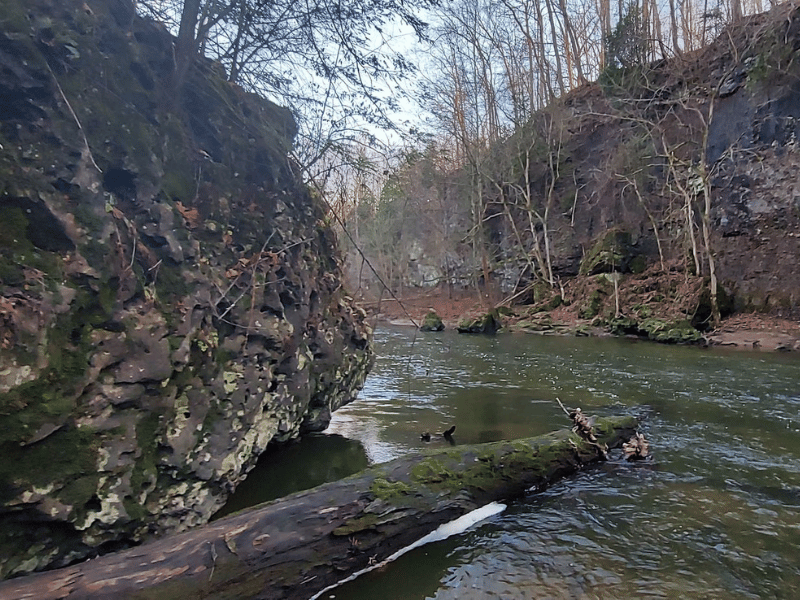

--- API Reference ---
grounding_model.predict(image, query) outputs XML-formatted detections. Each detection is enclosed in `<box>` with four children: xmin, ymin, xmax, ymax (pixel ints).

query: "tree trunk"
<box><xmin>0</xmin><ymin>417</ymin><xmax>638</xmax><ymax>600</ymax></box>
<box><xmin>171</xmin><ymin>0</ymin><xmax>202</xmax><ymax>98</ymax></box>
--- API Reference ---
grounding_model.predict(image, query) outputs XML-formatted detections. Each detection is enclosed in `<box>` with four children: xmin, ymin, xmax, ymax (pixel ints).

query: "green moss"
<box><xmin>129</xmin><ymin>412</ymin><xmax>161</xmax><ymax>499</ymax></box>
<box><xmin>0</xmin><ymin>377</ymin><xmax>74</xmax><ymax>446</ymax></box>
<box><xmin>162</xmin><ymin>171</ymin><xmax>196</xmax><ymax>203</ymax></box>
<box><xmin>59</xmin><ymin>472</ymin><xmax>101</xmax><ymax>509</ymax></box>
<box><xmin>608</xmin><ymin>316</ymin><xmax>639</xmax><ymax>335</ymax></box>
<box><xmin>420</xmin><ymin>311</ymin><xmax>444</xmax><ymax>332</ymax></box>
<box><xmin>457</xmin><ymin>310</ymin><xmax>500</xmax><ymax>334</ymax></box>
<box><xmin>0</xmin><ymin>426</ymin><xmax>99</xmax><ymax>505</ymax></box>
<box><xmin>629</xmin><ymin>255</ymin><xmax>647</xmax><ymax>274</ymax></box>
<box><xmin>0</xmin><ymin>206</ymin><xmax>62</xmax><ymax>287</ymax></box>
<box><xmin>154</xmin><ymin>261</ymin><xmax>189</xmax><ymax>304</ymax></box>
<box><xmin>0</xmin><ymin>281</ymin><xmax>115</xmax><ymax>445</ymax></box>
<box><xmin>579</xmin><ymin>229</ymin><xmax>633</xmax><ymax>276</ymax></box>
<box><xmin>544</xmin><ymin>294</ymin><xmax>563</xmax><ymax>310</ymax></box>
<box><xmin>580</xmin><ymin>288</ymin><xmax>606</xmax><ymax>319</ymax></box>
<box><xmin>0</xmin><ymin>206</ymin><xmax>32</xmax><ymax>251</ymax></box>
<box><xmin>594</xmin><ymin>415</ymin><xmax>639</xmax><ymax>443</ymax></box>
<box><xmin>124</xmin><ymin>496</ymin><xmax>148</xmax><ymax>521</ymax></box>
<box><xmin>638</xmin><ymin>318</ymin><xmax>703</xmax><ymax>344</ymax></box>
<box><xmin>332</xmin><ymin>513</ymin><xmax>381</xmax><ymax>536</ymax></box>
<box><xmin>0</xmin><ymin>0</ymin><xmax>31</xmax><ymax>33</ymax></box>
<box><xmin>370</xmin><ymin>477</ymin><xmax>412</xmax><ymax>500</ymax></box>
<box><xmin>407</xmin><ymin>439</ymin><xmax>576</xmax><ymax>495</ymax></box>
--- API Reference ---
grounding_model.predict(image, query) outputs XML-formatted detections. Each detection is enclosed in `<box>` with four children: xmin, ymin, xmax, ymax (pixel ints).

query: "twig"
<box><xmin>45</xmin><ymin>61</ymin><xmax>102</xmax><ymax>175</ymax></box>
<box><xmin>208</xmin><ymin>541</ymin><xmax>217</xmax><ymax>581</ymax></box>
<box><xmin>556</xmin><ymin>397</ymin><xmax>570</xmax><ymax>416</ymax></box>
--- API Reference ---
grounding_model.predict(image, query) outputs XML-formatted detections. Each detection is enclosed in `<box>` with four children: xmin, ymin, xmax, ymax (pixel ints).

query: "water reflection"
<box><xmin>211</xmin><ymin>433</ymin><xmax>368</xmax><ymax>519</ymax></box>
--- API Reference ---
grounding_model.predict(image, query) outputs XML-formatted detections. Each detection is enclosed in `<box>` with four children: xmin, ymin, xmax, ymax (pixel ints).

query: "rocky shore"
<box><xmin>365</xmin><ymin>286</ymin><xmax>800</xmax><ymax>352</ymax></box>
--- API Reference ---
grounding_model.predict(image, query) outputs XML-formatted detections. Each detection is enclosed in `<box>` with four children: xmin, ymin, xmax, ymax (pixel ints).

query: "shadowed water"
<box><xmin>222</xmin><ymin>326</ymin><xmax>800</xmax><ymax>599</ymax></box>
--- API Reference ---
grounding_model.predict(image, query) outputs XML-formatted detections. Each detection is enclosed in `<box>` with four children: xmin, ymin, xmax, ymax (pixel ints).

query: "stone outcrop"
<box><xmin>420</xmin><ymin>310</ymin><xmax>444</xmax><ymax>331</ymax></box>
<box><xmin>0</xmin><ymin>0</ymin><xmax>372</xmax><ymax>578</ymax></box>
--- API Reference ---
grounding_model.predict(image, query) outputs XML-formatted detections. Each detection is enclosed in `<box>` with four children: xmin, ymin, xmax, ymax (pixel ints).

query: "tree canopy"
<box><xmin>137</xmin><ymin>0</ymin><xmax>437</xmax><ymax>167</ymax></box>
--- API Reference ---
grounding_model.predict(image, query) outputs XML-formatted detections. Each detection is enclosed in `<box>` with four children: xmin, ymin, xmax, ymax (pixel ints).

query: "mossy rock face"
<box><xmin>637</xmin><ymin>318</ymin><xmax>703</xmax><ymax>344</ymax></box>
<box><xmin>0</xmin><ymin>0</ymin><xmax>373</xmax><ymax>578</ymax></box>
<box><xmin>606</xmin><ymin>315</ymin><xmax>703</xmax><ymax>344</ymax></box>
<box><xmin>420</xmin><ymin>311</ymin><xmax>445</xmax><ymax>332</ymax></box>
<box><xmin>607</xmin><ymin>316</ymin><xmax>639</xmax><ymax>336</ymax></box>
<box><xmin>579</xmin><ymin>229</ymin><xmax>638</xmax><ymax>276</ymax></box>
<box><xmin>579</xmin><ymin>288</ymin><xmax>607</xmax><ymax>319</ymax></box>
<box><xmin>457</xmin><ymin>309</ymin><xmax>501</xmax><ymax>334</ymax></box>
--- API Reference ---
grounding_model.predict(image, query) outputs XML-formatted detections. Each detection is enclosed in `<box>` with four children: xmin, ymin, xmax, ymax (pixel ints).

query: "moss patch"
<box><xmin>420</xmin><ymin>311</ymin><xmax>444</xmax><ymax>332</ymax></box>
<box><xmin>457</xmin><ymin>309</ymin><xmax>501</xmax><ymax>334</ymax></box>
<box><xmin>370</xmin><ymin>477</ymin><xmax>412</xmax><ymax>501</ymax></box>
<box><xmin>0</xmin><ymin>426</ymin><xmax>99</xmax><ymax>505</ymax></box>
<box><xmin>579</xmin><ymin>229</ymin><xmax>634</xmax><ymax>276</ymax></box>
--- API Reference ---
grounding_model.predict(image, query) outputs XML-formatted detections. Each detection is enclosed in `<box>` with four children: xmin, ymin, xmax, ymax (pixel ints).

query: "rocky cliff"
<box><xmin>0</xmin><ymin>0</ymin><xmax>373</xmax><ymax>578</ymax></box>
<box><xmin>543</xmin><ymin>3</ymin><xmax>800</xmax><ymax>315</ymax></box>
<box><xmin>503</xmin><ymin>3</ymin><xmax>800</xmax><ymax>318</ymax></box>
<box><xmin>366</xmin><ymin>4</ymin><xmax>800</xmax><ymax>325</ymax></box>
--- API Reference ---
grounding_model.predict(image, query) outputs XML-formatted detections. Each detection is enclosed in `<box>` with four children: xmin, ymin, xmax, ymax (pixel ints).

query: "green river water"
<box><xmin>219</xmin><ymin>326</ymin><xmax>800</xmax><ymax>599</ymax></box>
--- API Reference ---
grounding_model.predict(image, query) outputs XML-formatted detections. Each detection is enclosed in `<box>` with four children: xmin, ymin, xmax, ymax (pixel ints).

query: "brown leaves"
<box><xmin>622</xmin><ymin>432</ymin><xmax>650</xmax><ymax>461</ymax></box>
<box><xmin>568</xmin><ymin>407</ymin><xmax>598</xmax><ymax>443</ymax></box>
<box><xmin>175</xmin><ymin>201</ymin><xmax>201</xmax><ymax>230</ymax></box>
<box><xmin>224</xmin><ymin>251</ymin><xmax>279</xmax><ymax>279</ymax></box>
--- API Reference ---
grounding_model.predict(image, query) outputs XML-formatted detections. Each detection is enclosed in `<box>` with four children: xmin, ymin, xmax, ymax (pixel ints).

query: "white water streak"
<box><xmin>308</xmin><ymin>501</ymin><xmax>507</xmax><ymax>599</ymax></box>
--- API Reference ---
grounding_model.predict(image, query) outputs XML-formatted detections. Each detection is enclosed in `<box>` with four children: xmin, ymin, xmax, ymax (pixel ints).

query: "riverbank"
<box><xmin>360</xmin><ymin>288</ymin><xmax>800</xmax><ymax>352</ymax></box>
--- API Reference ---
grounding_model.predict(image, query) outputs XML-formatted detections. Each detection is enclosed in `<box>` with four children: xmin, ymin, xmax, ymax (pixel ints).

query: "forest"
<box><xmin>1</xmin><ymin>0</ymin><xmax>799</xmax><ymax>594</ymax></box>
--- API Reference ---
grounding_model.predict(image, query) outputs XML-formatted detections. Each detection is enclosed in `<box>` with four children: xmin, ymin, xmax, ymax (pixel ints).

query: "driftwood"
<box><xmin>0</xmin><ymin>415</ymin><xmax>638</xmax><ymax>600</ymax></box>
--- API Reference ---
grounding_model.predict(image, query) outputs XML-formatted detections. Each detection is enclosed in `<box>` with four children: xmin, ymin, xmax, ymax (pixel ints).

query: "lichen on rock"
<box><xmin>0</xmin><ymin>0</ymin><xmax>373</xmax><ymax>579</ymax></box>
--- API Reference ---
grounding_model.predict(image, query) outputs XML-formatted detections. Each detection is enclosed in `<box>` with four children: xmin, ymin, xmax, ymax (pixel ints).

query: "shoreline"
<box><xmin>369</xmin><ymin>309</ymin><xmax>800</xmax><ymax>354</ymax></box>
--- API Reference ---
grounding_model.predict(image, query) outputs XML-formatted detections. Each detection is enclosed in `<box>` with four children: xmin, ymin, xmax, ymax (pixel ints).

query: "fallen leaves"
<box><xmin>622</xmin><ymin>432</ymin><xmax>650</xmax><ymax>461</ymax></box>
<box><xmin>224</xmin><ymin>251</ymin><xmax>279</xmax><ymax>279</ymax></box>
<box><xmin>175</xmin><ymin>200</ymin><xmax>201</xmax><ymax>230</ymax></box>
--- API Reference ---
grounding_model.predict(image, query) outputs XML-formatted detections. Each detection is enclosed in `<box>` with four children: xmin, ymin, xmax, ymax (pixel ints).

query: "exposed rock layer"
<box><xmin>0</xmin><ymin>0</ymin><xmax>372</xmax><ymax>578</ymax></box>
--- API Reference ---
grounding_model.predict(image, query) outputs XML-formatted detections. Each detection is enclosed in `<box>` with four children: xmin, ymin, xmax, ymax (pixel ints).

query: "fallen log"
<box><xmin>0</xmin><ymin>415</ymin><xmax>638</xmax><ymax>600</ymax></box>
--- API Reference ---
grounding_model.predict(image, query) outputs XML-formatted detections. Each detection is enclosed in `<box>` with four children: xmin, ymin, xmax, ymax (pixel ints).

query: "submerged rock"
<box><xmin>0</xmin><ymin>0</ymin><xmax>372</xmax><ymax>578</ymax></box>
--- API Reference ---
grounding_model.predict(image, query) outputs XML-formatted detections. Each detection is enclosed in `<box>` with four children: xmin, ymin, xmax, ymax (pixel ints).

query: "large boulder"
<box><xmin>0</xmin><ymin>0</ymin><xmax>372</xmax><ymax>578</ymax></box>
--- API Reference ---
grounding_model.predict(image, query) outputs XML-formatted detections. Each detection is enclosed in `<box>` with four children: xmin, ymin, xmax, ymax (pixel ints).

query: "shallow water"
<box><xmin>222</xmin><ymin>326</ymin><xmax>800</xmax><ymax>599</ymax></box>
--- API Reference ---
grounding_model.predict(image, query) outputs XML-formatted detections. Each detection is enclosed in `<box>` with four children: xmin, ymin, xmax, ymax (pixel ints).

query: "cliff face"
<box><xmin>0</xmin><ymin>0</ymin><xmax>372</xmax><ymax>578</ymax></box>
<box><xmin>501</xmin><ymin>3</ymin><xmax>800</xmax><ymax>315</ymax></box>
<box><xmin>367</xmin><ymin>4</ymin><xmax>800</xmax><ymax>321</ymax></box>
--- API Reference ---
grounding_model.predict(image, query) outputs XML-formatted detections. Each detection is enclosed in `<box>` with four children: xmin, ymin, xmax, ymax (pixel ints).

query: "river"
<box><xmin>219</xmin><ymin>325</ymin><xmax>800</xmax><ymax>599</ymax></box>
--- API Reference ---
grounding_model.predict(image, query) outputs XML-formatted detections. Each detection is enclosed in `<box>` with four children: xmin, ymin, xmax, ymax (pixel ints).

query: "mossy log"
<box><xmin>0</xmin><ymin>416</ymin><xmax>638</xmax><ymax>600</ymax></box>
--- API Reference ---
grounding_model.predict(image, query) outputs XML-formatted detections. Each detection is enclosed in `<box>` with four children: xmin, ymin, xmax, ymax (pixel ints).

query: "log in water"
<box><xmin>0</xmin><ymin>416</ymin><xmax>637</xmax><ymax>600</ymax></box>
